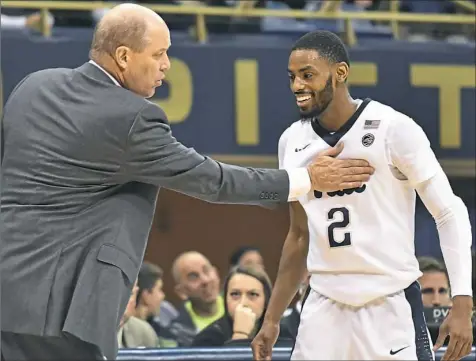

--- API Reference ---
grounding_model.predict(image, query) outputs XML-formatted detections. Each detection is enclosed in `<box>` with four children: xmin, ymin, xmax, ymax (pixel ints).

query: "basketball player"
<box><xmin>251</xmin><ymin>31</ymin><xmax>473</xmax><ymax>361</ymax></box>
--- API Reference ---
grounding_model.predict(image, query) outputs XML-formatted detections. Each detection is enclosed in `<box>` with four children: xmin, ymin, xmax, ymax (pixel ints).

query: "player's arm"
<box><xmin>258</xmin><ymin>128</ymin><xmax>311</xmax><ymax>323</ymax></box>
<box><xmin>251</xmin><ymin>201</ymin><xmax>309</xmax><ymax>360</ymax></box>
<box><xmin>388</xmin><ymin>116</ymin><xmax>473</xmax><ymax>360</ymax></box>
<box><xmin>263</xmin><ymin>201</ymin><xmax>310</xmax><ymax>324</ymax></box>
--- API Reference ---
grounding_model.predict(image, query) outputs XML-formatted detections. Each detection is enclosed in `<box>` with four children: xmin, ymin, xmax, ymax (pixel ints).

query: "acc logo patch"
<box><xmin>362</xmin><ymin>133</ymin><xmax>375</xmax><ymax>147</ymax></box>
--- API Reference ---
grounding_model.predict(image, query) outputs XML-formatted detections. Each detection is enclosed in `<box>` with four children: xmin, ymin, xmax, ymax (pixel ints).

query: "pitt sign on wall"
<box><xmin>1</xmin><ymin>34</ymin><xmax>474</xmax><ymax>176</ymax></box>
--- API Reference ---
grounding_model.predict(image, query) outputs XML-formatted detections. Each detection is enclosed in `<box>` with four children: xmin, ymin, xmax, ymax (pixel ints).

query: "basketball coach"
<box><xmin>0</xmin><ymin>3</ymin><xmax>373</xmax><ymax>360</ymax></box>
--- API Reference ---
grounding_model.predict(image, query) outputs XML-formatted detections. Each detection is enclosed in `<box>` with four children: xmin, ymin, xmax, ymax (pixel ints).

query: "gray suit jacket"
<box><xmin>0</xmin><ymin>62</ymin><xmax>289</xmax><ymax>359</ymax></box>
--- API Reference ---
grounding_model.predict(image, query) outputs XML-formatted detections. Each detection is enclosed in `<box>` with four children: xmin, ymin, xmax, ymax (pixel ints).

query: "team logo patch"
<box><xmin>362</xmin><ymin>133</ymin><xmax>375</xmax><ymax>147</ymax></box>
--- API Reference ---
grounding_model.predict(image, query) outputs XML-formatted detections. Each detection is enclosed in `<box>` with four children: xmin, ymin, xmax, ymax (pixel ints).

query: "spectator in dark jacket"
<box><xmin>192</xmin><ymin>266</ymin><xmax>293</xmax><ymax>347</ymax></box>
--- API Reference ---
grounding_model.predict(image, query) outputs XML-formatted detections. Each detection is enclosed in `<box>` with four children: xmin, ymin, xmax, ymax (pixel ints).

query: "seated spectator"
<box><xmin>229</xmin><ymin>246</ymin><xmax>265</xmax><ymax>271</ymax></box>
<box><xmin>192</xmin><ymin>266</ymin><xmax>293</xmax><ymax>346</ymax></box>
<box><xmin>417</xmin><ymin>256</ymin><xmax>452</xmax><ymax>307</ymax></box>
<box><xmin>118</xmin><ymin>281</ymin><xmax>159</xmax><ymax>348</ymax></box>
<box><xmin>169</xmin><ymin>251</ymin><xmax>225</xmax><ymax>345</ymax></box>
<box><xmin>135</xmin><ymin>263</ymin><xmax>165</xmax><ymax>321</ymax></box>
<box><xmin>135</xmin><ymin>262</ymin><xmax>178</xmax><ymax>347</ymax></box>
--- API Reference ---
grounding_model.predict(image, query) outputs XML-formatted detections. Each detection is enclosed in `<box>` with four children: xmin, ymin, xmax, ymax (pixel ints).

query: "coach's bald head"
<box><xmin>89</xmin><ymin>3</ymin><xmax>171</xmax><ymax>97</ymax></box>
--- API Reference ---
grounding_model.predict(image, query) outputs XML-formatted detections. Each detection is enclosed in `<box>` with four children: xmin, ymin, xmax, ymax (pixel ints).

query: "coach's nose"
<box><xmin>162</xmin><ymin>53</ymin><xmax>171</xmax><ymax>71</ymax></box>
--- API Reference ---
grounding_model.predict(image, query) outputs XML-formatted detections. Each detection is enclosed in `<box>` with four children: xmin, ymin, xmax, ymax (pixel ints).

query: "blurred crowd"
<box><xmin>116</xmin><ymin>247</ymin><xmax>476</xmax><ymax>349</ymax></box>
<box><xmin>1</xmin><ymin>0</ymin><xmax>474</xmax><ymax>42</ymax></box>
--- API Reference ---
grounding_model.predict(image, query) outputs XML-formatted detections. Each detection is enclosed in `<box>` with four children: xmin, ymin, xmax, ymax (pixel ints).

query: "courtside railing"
<box><xmin>2</xmin><ymin>0</ymin><xmax>475</xmax><ymax>45</ymax></box>
<box><xmin>115</xmin><ymin>346</ymin><xmax>474</xmax><ymax>361</ymax></box>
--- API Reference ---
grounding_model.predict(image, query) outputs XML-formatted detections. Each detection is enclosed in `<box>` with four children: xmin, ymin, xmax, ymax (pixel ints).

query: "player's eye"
<box><xmin>303</xmin><ymin>73</ymin><xmax>313</xmax><ymax>79</ymax></box>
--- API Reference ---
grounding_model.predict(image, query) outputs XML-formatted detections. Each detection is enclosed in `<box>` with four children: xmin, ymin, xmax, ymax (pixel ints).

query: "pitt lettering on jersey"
<box><xmin>313</xmin><ymin>184</ymin><xmax>367</xmax><ymax>199</ymax></box>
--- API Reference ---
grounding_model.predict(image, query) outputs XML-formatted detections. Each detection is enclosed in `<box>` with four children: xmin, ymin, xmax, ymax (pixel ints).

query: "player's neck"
<box><xmin>317</xmin><ymin>92</ymin><xmax>359</xmax><ymax>131</ymax></box>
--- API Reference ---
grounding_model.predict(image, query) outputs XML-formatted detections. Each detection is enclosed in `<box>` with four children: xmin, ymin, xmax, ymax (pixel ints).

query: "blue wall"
<box><xmin>2</xmin><ymin>33</ymin><xmax>474</xmax><ymax>160</ymax></box>
<box><xmin>1</xmin><ymin>32</ymin><xmax>475</xmax><ymax>255</ymax></box>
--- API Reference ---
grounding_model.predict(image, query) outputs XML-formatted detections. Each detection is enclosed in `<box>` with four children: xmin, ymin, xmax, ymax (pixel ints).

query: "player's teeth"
<box><xmin>297</xmin><ymin>96</ymin><xmax>311</xmax><ymax>102</ymax></box>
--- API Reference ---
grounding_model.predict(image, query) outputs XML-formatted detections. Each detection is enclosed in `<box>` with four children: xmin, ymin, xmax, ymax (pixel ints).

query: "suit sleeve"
<box><xmin>118</xmin><ymin>102</ymin><xmax>290</xmax><ymax>205</ymax></box>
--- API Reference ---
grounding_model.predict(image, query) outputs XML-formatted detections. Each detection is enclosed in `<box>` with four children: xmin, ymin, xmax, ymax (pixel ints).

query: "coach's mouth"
<box><xmin>155</xmin><ymin>75</ymin><xmax>166</xmax><ymax>86</ymax></box>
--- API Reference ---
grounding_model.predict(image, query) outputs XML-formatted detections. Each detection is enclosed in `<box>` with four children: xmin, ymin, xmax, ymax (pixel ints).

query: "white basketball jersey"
<box><xmin>279</xmin><ymin>99</ymin><xmax>437</xmax><ymax>306</ymax></box>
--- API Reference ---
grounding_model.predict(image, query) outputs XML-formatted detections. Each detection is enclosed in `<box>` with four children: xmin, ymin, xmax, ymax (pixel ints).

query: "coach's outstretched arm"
<box><xmin>119</xmin><ymin>103</ymin><xmax>373</xmax><ymax>206</ymax></box>
<box><xmin>389</xmin><ymin>115</ymin><xmax>473</xmax><ymax>361</ymax></box>
<box><xmin>251</xmin><ymin>202</ymin><xmax>309</xmax><ymax>360</ymax></box>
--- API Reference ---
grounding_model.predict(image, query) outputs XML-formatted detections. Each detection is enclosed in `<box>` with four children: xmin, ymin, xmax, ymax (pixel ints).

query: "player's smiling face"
<box><xmin>288</xmin><ymin>49</ymin><xmax>335</xmax><ymax>120</ymax></box>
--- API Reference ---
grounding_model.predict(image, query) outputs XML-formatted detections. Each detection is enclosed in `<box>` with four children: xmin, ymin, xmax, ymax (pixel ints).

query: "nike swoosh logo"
<box><xmin>390</xmin><ymin>346</ymin><xmax>409</xmax><ymax>355</ymax></box>
<box><xmin>295</xmin><ymin>143</ymin><xmax>311</xmax><ymax>152</ymax></box>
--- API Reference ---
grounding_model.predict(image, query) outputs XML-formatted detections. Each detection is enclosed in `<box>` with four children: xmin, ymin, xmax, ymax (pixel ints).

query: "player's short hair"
<box><xmin>418</xmin><ymin>256</ymin><xmax>447</xmax><ymax>274</ymax></box>
<box><xmin>291</xmin><ymin>30</ymin><xmax>350</xmax><ymax>67</ymax></box>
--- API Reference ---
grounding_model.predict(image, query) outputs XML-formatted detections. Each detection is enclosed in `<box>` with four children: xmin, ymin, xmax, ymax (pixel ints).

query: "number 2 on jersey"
<box><xmin>327</xmin><ymin>207</ymin><xmax>351</xmax><ymax>248</ymax></box>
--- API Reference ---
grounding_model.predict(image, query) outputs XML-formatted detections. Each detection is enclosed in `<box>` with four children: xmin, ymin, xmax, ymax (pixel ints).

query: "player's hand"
<box><xmin>233</xmin><ymin>304</ymin><xmax>257</xmax><ymax>338</ymax></box>
<box><xmin>306</xmin><ymin>142</ymin><xmax>374</xmax><ymax>192</ymax></box>
<box><xmin>433</xmin><ymin>296</ymin><xmax>473</xmax><ymax>361</ymax></box>
<box><xmin>251</xmin><ymin>321</ymin><xmax>280</xmax><ymax>360</ymax></box>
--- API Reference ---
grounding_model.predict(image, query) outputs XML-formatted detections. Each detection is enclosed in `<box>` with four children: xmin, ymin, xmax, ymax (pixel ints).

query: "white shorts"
<box><xmin>291</xmin><ymin>281</ymin><xmax>434</xmax><ymax>360</ymax></box>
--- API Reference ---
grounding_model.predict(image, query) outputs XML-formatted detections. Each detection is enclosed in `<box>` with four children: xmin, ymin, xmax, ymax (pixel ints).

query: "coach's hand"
<box><xmin>433</xmin><ymin>296</ymin><xmax>473</xmax><ymax>361</ymax></box>
<box><xmin>251</xmin><ymin>321</ymin><xmax>279</xmax><ymax>361</ymax></box>
<box><xmin>307</xmin><ymin>142</ymin><xmax>374</xmax><ymax>192</ymax></box>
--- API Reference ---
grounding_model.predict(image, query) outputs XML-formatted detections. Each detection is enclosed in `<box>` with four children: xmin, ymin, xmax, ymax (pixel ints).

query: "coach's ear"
<box><xmin>318</xmin><ymin>142</ymin><xmax>344</xmax><ymax>158</ymax></box>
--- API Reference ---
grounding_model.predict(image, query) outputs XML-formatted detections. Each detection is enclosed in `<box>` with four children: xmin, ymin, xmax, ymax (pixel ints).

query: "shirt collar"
<box><xmin>88</xmin><ymin>60</ymin><xmax>121</xmax><ymax>87</ymax></box>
